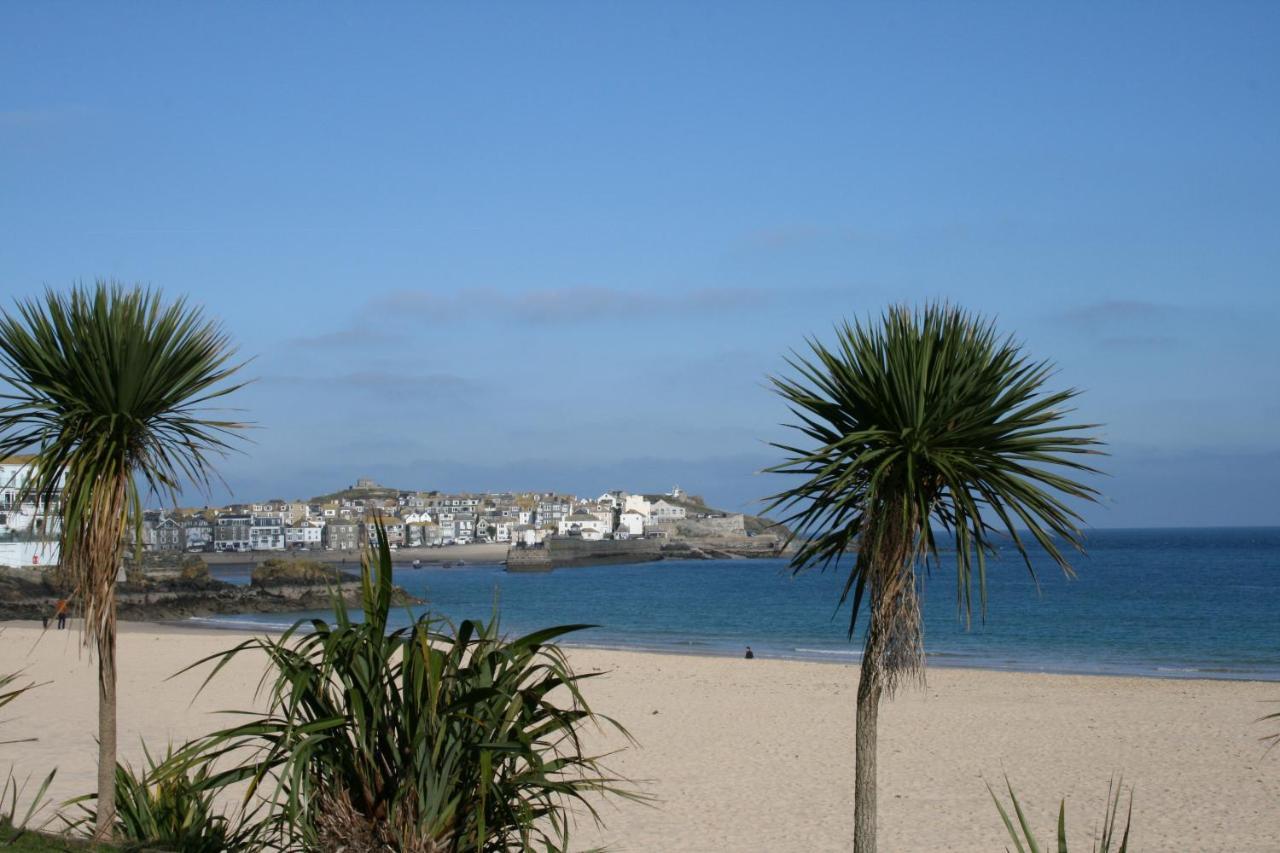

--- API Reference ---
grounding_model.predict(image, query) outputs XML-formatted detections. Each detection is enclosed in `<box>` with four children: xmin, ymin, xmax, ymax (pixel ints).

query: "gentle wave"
<box><xmin>181</xmin><ymin>615</ymin><xmax>298</xmax><ymax>633</ymax></box>
<box><xmin>182</xmin><ymin>529</ymin><xmax>1280</xmax><ymax>682</ymax></box>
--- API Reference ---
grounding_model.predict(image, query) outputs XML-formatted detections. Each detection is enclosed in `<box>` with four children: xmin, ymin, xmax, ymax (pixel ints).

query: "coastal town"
<box><xmin>1</xmin><ymin>457</ymin><xmax>773</xmax><ymax>566</ymax></box>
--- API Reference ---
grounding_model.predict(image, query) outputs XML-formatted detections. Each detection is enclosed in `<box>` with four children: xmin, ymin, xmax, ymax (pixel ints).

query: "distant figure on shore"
<box><xmin>55</xmin><ymin>598</ymin><xmax>68</xmax><ymax>630</ymax></box>
<box><xmin>744</xmin><ymin>646</ymin><xmax>754</xmax><ymax>660</ymax></box>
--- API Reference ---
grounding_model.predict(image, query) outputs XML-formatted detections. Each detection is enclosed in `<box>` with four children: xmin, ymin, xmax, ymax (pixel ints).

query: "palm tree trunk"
<box><xmin>854</xmin><ymin>624</ymin><xmax>886</xmax><ymax>853</ymax></box>
<box><xmin>93</xmin><ymin>626</ymin><xmax>116</xmax><ymax>840</ymax></box>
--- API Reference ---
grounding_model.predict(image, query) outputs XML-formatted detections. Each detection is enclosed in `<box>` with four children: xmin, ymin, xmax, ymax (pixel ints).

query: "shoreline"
<box><xmin>16</xmin><ymin>615</ymin><xmax>1275</xmax><ymax>684</ymax></box>
<box><xmin>0</xmin><ymin>621</ymin><xmax>1273</xmax><ymax>851</ymax></box>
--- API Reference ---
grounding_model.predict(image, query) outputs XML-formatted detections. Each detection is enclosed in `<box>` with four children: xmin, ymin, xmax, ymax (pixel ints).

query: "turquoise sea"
<box><xmin>197</xmin><ymin>527</ymin><xmax>1280</xmax><ymax>681</ymax></box>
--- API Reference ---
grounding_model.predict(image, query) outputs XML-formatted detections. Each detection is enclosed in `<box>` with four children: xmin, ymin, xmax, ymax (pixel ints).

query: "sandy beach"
<box><xmin>1</xmin><ymin>621</ymin><xmax>1275</xmax><ymax>851</ymax></box>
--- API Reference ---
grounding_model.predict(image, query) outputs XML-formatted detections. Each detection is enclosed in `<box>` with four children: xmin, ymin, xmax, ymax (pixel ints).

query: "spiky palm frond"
<box><xmin>0</xmin><ymin>282</ymin><xmax>248</xmax><ymax>648</ymax></box>
<box><xmin>766</xmin><ymin>304</ymin><xmax>1103</xmax><ymax>690</ymax></box>
<box><xmin>0</xmin><ymin>663</ymin><xmax>46</xmax><ymax>747</ymax></box>
<box><xmin>0</xmin><ymin>665</ymin><xmax>37</xmax><ymax>716</ymax></box>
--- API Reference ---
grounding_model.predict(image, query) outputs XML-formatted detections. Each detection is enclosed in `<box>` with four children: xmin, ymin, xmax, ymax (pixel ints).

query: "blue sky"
<box><xmin>2</xmin><ymin>3</ymin><xmax>1278</xmax><ymax>527</ymax></box>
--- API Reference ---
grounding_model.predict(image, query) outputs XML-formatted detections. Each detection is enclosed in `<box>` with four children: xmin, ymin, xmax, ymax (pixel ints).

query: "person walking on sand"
<box><xmin>55</xmin><ymin>598</ymin><xmax>68</xmax><ymax>630</ymax></box>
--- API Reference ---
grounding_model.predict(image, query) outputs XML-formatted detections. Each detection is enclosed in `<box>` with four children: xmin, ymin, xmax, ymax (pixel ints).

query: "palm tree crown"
<box><xmin>766</xmin><ymin>303</ymin><xmax>1103</xmax><ymax>689</ymax></box>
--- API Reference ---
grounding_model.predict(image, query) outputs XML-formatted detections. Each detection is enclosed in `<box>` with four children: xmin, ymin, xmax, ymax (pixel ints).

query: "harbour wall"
<box><xmin>505</xmin><ymin>537</ymin><xmax>663</xmax><ymax>572</ymax></box>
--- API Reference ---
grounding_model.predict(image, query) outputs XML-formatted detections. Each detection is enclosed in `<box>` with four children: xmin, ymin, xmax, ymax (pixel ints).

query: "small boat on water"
<box><xmin>412</xmin><ymin>559</ymin><xmax>421</xmax><ymax>568</ymax></box>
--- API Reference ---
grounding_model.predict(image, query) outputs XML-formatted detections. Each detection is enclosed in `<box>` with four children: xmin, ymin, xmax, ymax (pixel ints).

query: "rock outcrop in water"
<box><xmin>0</xmin><ymin>563</ymin><xmax>420</xmax><ymax>623</ymax></box>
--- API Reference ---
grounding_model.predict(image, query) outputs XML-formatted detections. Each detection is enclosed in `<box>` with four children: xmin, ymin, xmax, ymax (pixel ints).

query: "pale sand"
<box><xmin>1</xmin><ymin>622</ymin><xmax>1276</xmax><ymax>851</ymax></box>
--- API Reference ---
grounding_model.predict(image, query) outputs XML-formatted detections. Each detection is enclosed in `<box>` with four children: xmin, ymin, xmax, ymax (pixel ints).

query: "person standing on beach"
<box><xmin>744</xmin><ymin>646</ymin><xmax>754</xmax><ymax>659</ymax></box>
<box><xmin>55</xmin><ymin>598</ymin><xmax>68</xmax><ymax>630</ymax></box>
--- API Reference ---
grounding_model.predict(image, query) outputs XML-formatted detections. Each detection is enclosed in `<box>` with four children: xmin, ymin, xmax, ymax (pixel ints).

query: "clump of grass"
<box><xmin>989</xmin><ymin>775</ymin><xmax>1133</xmax><ymax>853</ymax></box>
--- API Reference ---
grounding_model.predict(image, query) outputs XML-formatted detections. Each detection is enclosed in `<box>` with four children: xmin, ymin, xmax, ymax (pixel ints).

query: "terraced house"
<box><xmin>323</xmin><ymin>518</ymin><xmax>359</xmax><ymax>551</ymax></box>
<box><xmin>250</xmin><ymin>514</ymin><xmax>286</xmax><ymax>551</ymax></box>
<box><xmin>214</xmin><ymin>513</ymin><xmax>252</xmax><ymax>552</ymax></box>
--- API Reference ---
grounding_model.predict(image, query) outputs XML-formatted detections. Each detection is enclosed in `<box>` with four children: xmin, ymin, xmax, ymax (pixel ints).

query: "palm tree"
<box><xmin>0</xmin><ymin>282</ymin><xmax>246</xmax><ymax>839</ymax></box>
<box><xmin>766</xmin><ymin>304</ymin><xmax>1102</xmax><ymax>852</ymax></box>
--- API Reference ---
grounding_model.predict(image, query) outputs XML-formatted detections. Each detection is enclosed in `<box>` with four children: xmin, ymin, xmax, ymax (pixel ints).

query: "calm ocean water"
<box><xmin>197</xmin><ymin>527</ymin><xmax>1280</xmax><ymax>681</ymax></box>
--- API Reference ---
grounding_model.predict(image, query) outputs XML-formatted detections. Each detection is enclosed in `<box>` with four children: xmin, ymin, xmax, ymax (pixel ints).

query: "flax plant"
<box><xmin>72</xmin><ymin>743</ymin><xmax>264</xmax><ymax>853</ymax></box>
<box><xmin>766</xmin><ymin>304</ymin><xmax>1103</xmax><ymax>852</ymax></box>
<box><xmin>989</xmin><ymin>775</ymin><xmax>1133</xmax><ymax>853</ymax></box>
<box><xmin>0</xmin><ymin>282</ymin><xmax>247</xmax><ymax>839</ymax></box>
<box><xmin>168</xmin><ymin>524</ymin><xmax>637</xmax><ymax>852</ymax></box>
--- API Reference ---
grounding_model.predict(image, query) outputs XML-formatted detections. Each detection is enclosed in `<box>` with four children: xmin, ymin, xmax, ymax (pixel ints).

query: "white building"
<box><xmin>618</xmin><ymin>509</ymin><xmax>646</xmax><ymax>538</ymax></box>
<box><xmin>285</xmin><ymin>520</ymin><xmax>324</xmax><ymax>549</ymax></box>
<box><xmin>510</xmin><ymin>524</ymin><xmax>544</xmax><ymax>547</ymax></box>
<box><xmin>0</xmin><ymin>457</ymin><xmax>61</xmax><ymax>567</ymax></box>
<box><xmin>558</xmin><ymin>511</ymin><xmax>610</xmax><ymax>538</ymax></box>
<box><xmin>0</xmin><ymin>457</ymin><xmax>63</xmax><ymax>543</ymax></box>
<box><xmin>622</xmin><ymin>494</ymin><xmax>651</xmax><ymax>518</ymax></box>
<box><xmin>596</xmin><ymin>490</ymin><xmax>628</xmax><ymax>509</ymax></box>
<box><xmin>250</xmin><ymin>515</ymin><xmax>286</xmax><ymax>551</ymax></box>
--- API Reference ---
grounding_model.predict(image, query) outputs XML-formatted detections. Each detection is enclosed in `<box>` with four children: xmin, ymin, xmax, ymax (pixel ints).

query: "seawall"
<box><xmin>505</xmin><ymin>537</ymin><xmax>663</xmax><ymax>572</ymax></box>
